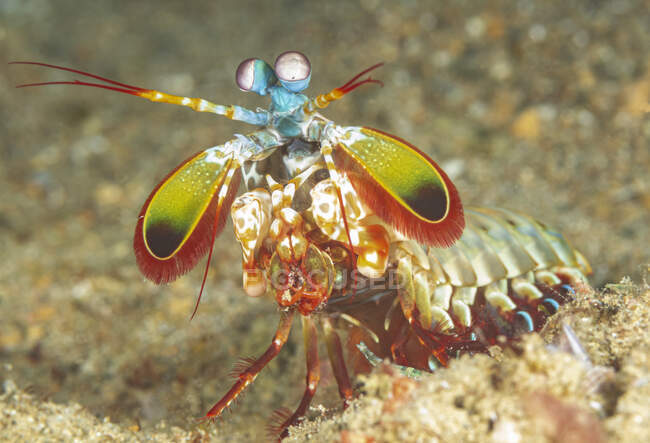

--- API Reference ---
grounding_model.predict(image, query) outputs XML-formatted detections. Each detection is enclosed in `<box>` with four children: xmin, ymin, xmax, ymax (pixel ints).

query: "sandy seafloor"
<box><xmin>1</xmin><ymin>1</ymin><xmax>648</xmax><ymax>441</ymax></box>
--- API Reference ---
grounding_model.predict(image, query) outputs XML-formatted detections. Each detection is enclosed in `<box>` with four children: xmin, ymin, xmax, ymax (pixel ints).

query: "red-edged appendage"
<box><xmin>335</xmin><ymin>128</ymin><xmax>464</xmax><ymax>248</ymax></box>
<box><xmin>133</xmin><ymin>154</ymin><xmax>241</xmax><ymax>284</ymax></box>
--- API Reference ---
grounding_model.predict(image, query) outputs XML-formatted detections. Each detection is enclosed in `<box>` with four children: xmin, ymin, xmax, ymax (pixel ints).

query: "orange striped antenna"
<box><xmin>10</xmin><ymin>61</ymin><xmax>247</xmax><ymax>120</ymax></box>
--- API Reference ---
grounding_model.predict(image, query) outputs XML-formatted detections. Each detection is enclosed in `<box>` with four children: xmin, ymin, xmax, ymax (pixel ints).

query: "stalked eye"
<box><xmin>274</xmin><ymin>51</ymin><xmax>311</xmax><ymax>92</ymax></box>
<box><xmin>275</xmin><ymin>51</ymin><xmax>310</xmax><ymax>82</ymax></box>
<box><xmin>235</xmin><ymin>58</ymin><xmax>256</xmax><ymax>91</ymax></box>
<box><xmin>235</xmin><ymin>58</ymin><xmax>276</xmax><ymax>96</ymax></box>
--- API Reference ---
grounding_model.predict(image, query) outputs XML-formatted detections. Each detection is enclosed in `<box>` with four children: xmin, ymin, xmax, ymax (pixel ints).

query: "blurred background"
<box><xmin>1</xmin><ymin>0</ymin><xmax>648</xmax><ymax>439</ymax></box>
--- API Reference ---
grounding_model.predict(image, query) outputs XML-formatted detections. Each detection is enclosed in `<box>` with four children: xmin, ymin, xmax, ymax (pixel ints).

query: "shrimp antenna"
<box><xmin>10</xmin><ymin>61</ymin><xmax>147</xmax><ymax>94</ymax></box>
<box><xmin>10</xmin><ymin>61</ymin><xmax>269</xmax><ymax>125</ymax></box>
<box><xmin>306</xmin><ymin>62</ymin><xmax>384</xmax><ymax>111</ymax></box>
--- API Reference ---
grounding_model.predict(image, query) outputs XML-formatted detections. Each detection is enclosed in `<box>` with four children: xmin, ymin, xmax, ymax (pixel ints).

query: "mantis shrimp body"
<box><xmin>227</xmin><ymin>138</ymin><xmax>591</xmax><ymax>435</ymax></box>
<box><xmin>13</xmin><ymin>52</ymin><xmax>590</xmax><ymax>439</ymax></box>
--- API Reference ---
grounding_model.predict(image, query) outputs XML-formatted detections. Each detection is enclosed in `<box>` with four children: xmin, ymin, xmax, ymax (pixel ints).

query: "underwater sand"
<box><xmin>1</xmin><ymin>1</ymin><xmax>648</xmax><ymax>441</ymax></box>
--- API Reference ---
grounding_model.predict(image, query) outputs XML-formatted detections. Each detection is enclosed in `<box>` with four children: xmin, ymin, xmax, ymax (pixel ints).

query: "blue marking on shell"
<box><xmin>516</xmin><ymin>310</ymin><xmax>534</xmax><ymax>332</ymax></box>
<box><xmin>561</xmin><ymin>284</ymin><xmax>576</xmax><ymax>296</ymax></box>
<box><xmin>543</xmin><ymin>297</ymin><xmax>560</xmax><ymax>313</ymax></box>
